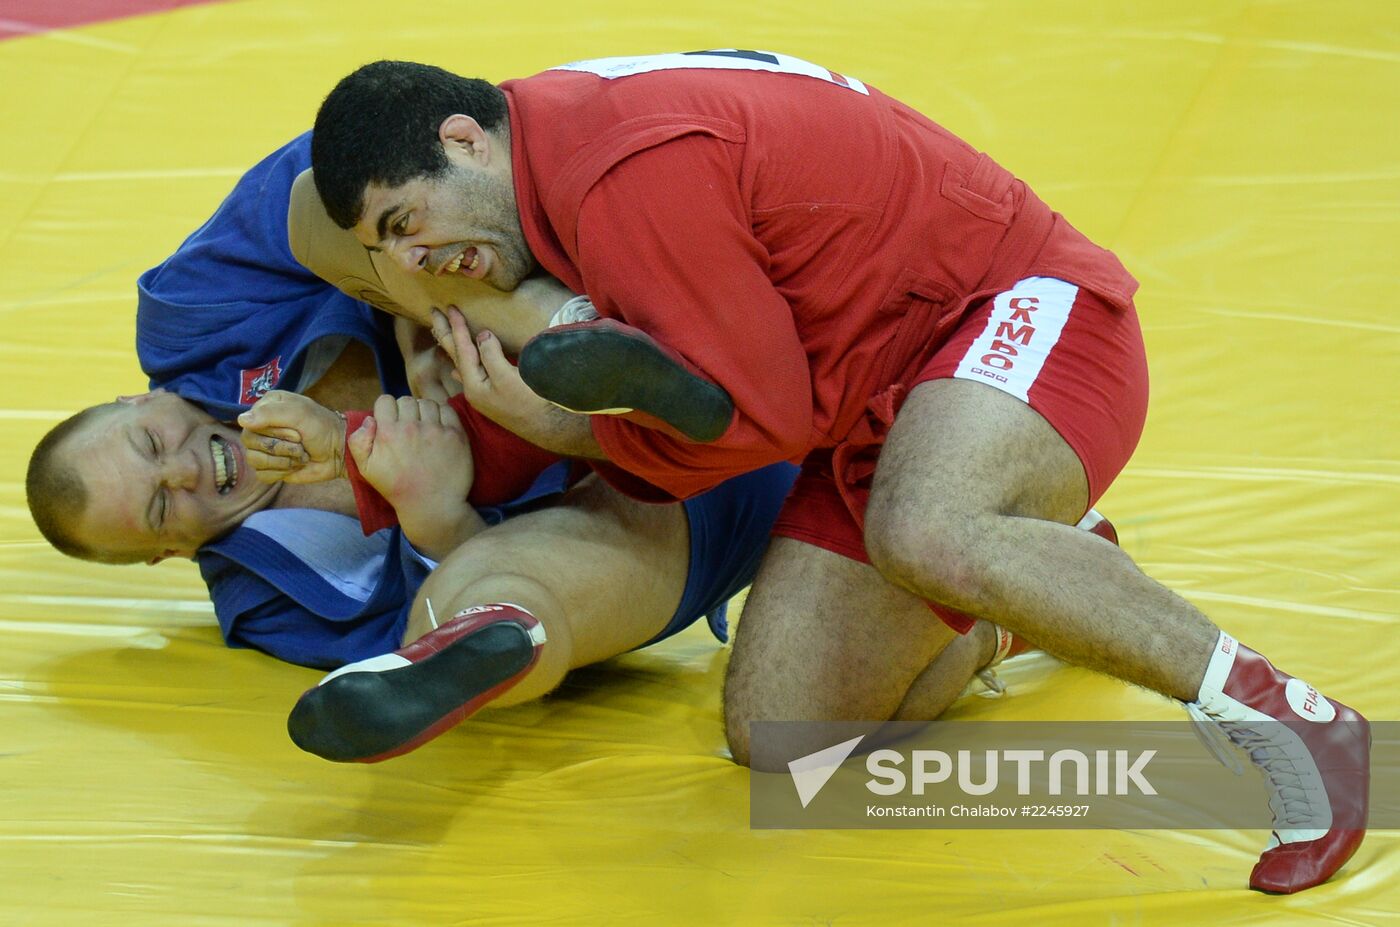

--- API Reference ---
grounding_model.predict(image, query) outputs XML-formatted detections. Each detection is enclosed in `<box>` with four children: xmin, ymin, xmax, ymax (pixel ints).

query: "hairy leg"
<box><xmin>891</xmin><ymin>621</ymin><xmax>996</xmax><ymax>721</ymax></box>
<box><xmin>865</xmin><ymin>378</ymin><xmax>1218</xmax><ymax>700</ymax></box>
<box><xmin>406</xmin><ymin>473</ymin><xmax>690</xmax><ymax>707</ymax></box>
<box><xmin>866</xmin><ymin>377</ymin><xmax>1371</xmax><ymax>893</ymax></box>
<box><xmin>724</xmin><ymin>537</ymin><xmax>965</xmax><ymax>768</ymax></box>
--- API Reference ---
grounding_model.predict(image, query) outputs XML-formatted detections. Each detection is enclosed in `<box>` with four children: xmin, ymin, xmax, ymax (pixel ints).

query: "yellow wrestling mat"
<box><xmin>2</xmin><ymin>2</ymin><xmax>1396</xmax><ymax>923</ymax></box>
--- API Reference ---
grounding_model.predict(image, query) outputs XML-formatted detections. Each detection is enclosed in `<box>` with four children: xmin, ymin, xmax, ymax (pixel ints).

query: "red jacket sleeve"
<box><xmin>342</xmin><ymin>409</ymin><xmax>398</xmax><ymax>535</ymax></box>
<box><xmin>341</xmin><ymin>399</ymin><xmax>566</xmax><ymax>536</ymax></box>
<box><xmin>574</xmin><ymin>134</ymin><xmax>815</xmax><ymax>500</ymax></box>
<box><xmin>447</xmin><ymin>394</ymin><xmax>565</xmax><ymax>507</ymax></box>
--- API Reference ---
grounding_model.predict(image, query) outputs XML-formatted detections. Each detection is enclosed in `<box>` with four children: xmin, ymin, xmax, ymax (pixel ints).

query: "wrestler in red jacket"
<box><xmin>306</xmin><ymin>51</ymin><xmax>1370</xmax><ymax>894</ymax></box>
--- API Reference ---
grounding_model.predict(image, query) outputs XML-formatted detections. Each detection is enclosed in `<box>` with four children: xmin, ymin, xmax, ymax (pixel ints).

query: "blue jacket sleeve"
<box><xmin>207</xmin><ymin>565</ymin><xmax>412</xmax><ymax>670</ymax></box>
<box><xmin>197</xmin><ymin>520</ymin><xmax>428</xmax><ymax>670</ymax></box>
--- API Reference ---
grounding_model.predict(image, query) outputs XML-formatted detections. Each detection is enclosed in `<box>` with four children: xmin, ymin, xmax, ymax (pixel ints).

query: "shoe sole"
<box><xmin>287</xmin><ymin>621</ymin><xmax>536</xmax><ymax>762</ymax></box>
<box><xmin>519</xmin><ymin>326</ymin><xmax>734</xmax><ymax>442</ymax></box>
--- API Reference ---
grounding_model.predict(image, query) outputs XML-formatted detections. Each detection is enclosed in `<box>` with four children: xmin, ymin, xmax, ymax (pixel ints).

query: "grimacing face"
<box><xmin>354</xmin><ymin>158</ymin><xmax>535</xmax><ymax>294</ymax></box>
<box><xmin>64</xmin><ymin>391</ymin><xmax>279</xmax><ymax>563</ymax></box>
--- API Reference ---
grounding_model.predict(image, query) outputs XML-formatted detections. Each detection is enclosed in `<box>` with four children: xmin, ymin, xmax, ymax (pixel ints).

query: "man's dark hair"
<box><xmin>26</xmin><ymin>403</ymin><xmax>139</xmax><ymax>564</ymax></box>
<box><xmin>312</xmin><ymin>60</ymin><xmax>509</xmax><ymax>229</ymax></box>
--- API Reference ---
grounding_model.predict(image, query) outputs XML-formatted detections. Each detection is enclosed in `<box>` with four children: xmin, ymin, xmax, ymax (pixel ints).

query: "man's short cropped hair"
<box><xmin>26</xmin><ymin>403</ymin><xmax>132</xmax><ymax>564</ymax></box>
<box><xmin>312</xmin><ymin>60</ymin><xmax>509</xmax><ymax>230</ymax></box>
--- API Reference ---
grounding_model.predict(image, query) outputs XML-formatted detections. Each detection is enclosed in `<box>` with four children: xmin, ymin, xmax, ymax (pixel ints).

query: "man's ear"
<box><xmin>145</xmin><ymin>546</ymin><xmax>193</xmax><ymax>566</ymax></box>
<box><xmin>439</xmin><ymin>114</ymin><xmax>491</xmax><ymax>164</ymax></box>
<box><xmin>118</xmin><ymin>388</ymin><xmax>167</xmax><ymax>405</ymax></box>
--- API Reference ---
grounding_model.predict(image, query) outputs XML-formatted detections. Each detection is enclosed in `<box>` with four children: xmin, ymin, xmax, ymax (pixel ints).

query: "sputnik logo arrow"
<box><xmin>787</xmin><ymin>735</ymin><xmax>866</xmax><ymax>808</ymax></box>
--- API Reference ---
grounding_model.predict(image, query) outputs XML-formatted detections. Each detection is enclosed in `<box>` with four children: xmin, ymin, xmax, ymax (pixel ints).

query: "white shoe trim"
<box><xmin>318</xmin><ymin>653</ymin><xmax>412</xmax><ymax>685</ymax></box>
<box><xmin>1276</xmin><ymin>826</ymin><xmax>1330</xmax><ymax>844</ymax></box>
<box><xmin>450</xmin><ymin>602</ymin><xmax>536</xmax><ymax>621</ymax></box>
<box><xmin>543</xmin><ymin>399</ymin><xmax>635</xmax><ymax>416</ymax></box>
<box><xmin>450</xmin><ymin>603</ymin><xmax>547</xmax><ymax>647</ymax></box>
<box><xmin>1199</xmin><ymin>631</ymin><xmax>1239</xmax><ymax>700</ymax></box>
<box><xmin>1075</xmin><ymin>508</ymin><xmax>1105</xmax><ymax>532</ymax></box>
<box><xmin>988</xmin><ymin>625</ymin><xmax>1014</xmax><ymax>667</ymax></box>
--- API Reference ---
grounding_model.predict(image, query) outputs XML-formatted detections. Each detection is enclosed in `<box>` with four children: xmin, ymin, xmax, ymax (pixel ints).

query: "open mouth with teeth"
<box><xmin>443</xmin><ymin>247</ymin><xmax>480</xmax><ymax>276</ymax></box>
<box><xmin>210</xmin><ymin>435</ymin><xmax>238</xmax><ymax>495</ymax></box>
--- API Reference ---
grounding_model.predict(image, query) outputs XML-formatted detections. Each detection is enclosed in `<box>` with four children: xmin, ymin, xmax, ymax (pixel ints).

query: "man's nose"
<box><xmin>162</xmin><ymin>448</ymin><xmax>200</xmax><ymax>491</ymax></box>
<box><xmin>393</xmin><ymin>244</ymin><xmax>430</xmax><ymax>274</ymax></box>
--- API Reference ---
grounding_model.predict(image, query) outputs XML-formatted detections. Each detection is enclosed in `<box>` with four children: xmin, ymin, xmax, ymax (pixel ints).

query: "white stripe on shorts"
<box><xmin>952</xmin><ymin>276</ymin><xmax>1079</xmax><ymax>402</ymax></box>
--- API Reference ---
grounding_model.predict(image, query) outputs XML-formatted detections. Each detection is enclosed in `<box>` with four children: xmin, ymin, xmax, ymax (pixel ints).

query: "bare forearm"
<box><xmin>400</xmin><ymin>502</ymin><xmax>490</xmax><ymax>562</ymax></box>
<box><xmin>437</xmin><ymin>308</ymin><xmax>604</xmax><ymax>459</ymax></box>
<box><xmin>522</xmin><ymin>406</ymin><xmax>605</xmax><ymax>459</ymax></box>
<box><xmin>518</xmin><ymin>274</ymin><xmax>579</xmax><ymax>320</ymax></box>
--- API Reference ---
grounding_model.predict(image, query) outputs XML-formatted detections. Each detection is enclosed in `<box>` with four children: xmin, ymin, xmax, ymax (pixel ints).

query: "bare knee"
<box><xmin>722</xmin><ymin>675</ymin><xmax>759</xmax><ymax>769</ymax></box>
<box><xmin>864</xmin><ymin>497</ymin><xmax>990</xmax><ymax>610</ymax></box>
<box><xmin>725</xmin><ymin>704</ymin><xmax>837</xmax><ymax>773</ymax></box>
<box><xmin>724</xmin><ymin>655</ymin><xmax>811</xmax><ymax>772</ymax></box>
<box><xmin>725</xmin><ymin>729</ymin><xmax>754</xmax><ymax>769</ymax></box>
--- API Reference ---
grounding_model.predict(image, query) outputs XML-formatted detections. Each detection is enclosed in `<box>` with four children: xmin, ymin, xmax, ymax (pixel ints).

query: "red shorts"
<box><xmin>771</xmin><ymin>276</ymin><xmax>1150</xmax><ymax>632</ymax></box>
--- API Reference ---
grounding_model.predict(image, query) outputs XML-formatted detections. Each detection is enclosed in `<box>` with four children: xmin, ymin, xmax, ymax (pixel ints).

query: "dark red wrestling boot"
<box><xmin>519</xmin><ymin>317</ymin><xmax>734</xmax><ymax>442</ymax></box>
<box><xmin>1185</xmin><ymin>632</ymin><xmax>1370</xmax><ymax>893</ymax></box>
<box><xmin>287</xmin><ymin>604</ymin><xmax>547</xmax><ymax>763</ymax></box>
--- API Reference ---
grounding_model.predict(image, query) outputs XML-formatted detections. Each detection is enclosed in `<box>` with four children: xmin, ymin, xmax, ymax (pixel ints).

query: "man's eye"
<box><xmin>147</xmin><ymin>430</ymin><xmax>158</xmax><ymax>455</ymax></box>
<box><xmin>393</xmin><ymin>214</ymin><xmax>410</xmax><ymax>236</ymax></box>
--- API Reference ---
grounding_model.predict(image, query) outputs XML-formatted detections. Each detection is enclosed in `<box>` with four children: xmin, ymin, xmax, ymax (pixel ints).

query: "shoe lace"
<box><xmin>1184</xmin><ymin>701</ymin><xmax>1245</xmax><ymax>774</ymax></box>
<box><xmin>972</xmin><ymin>667</ymin><xmax>1006</xmax><ymax>698</ymax></box>
<box><xmin>548</xmin><ymin>295</ymin><xmax>600</xmax><ymax>327</ymax></box>
<box><xmin>1185</xmin><ymin>700</ymin><xmax>1325</xmax><ymax>829</ymax></box>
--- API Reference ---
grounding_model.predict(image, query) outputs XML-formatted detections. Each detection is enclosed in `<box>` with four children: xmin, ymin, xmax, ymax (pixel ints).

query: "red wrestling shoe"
<box><xmin>1186</xmin><ymin>632</ymin><xmax>1370</xmax><ymax>893</ymax></box>
<box><xmin>518</xmin><ymin>317</ymin><xmax>734</xmax><ymax>442</ymax></box>
<box><xmin>973</xmin><ymin>624</ymin><xmax>1029</xmax><ymax>696</ymax></box>
<box><xmin>1077</xmin><ymin>507</ymin><xmax>1118</xmax><ymax>546</ymax></box>
<box><xmin>287</xmin><ymin>604</ymin><xmax>547</xmax><ymax>763</ymax></box>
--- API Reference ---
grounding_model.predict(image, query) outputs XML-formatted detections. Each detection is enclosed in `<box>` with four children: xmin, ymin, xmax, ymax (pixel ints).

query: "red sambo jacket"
<box><xmin>503</xmin><ymin>51</ymin><xmax>1138</xmax><ymax>501</ymax></box>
